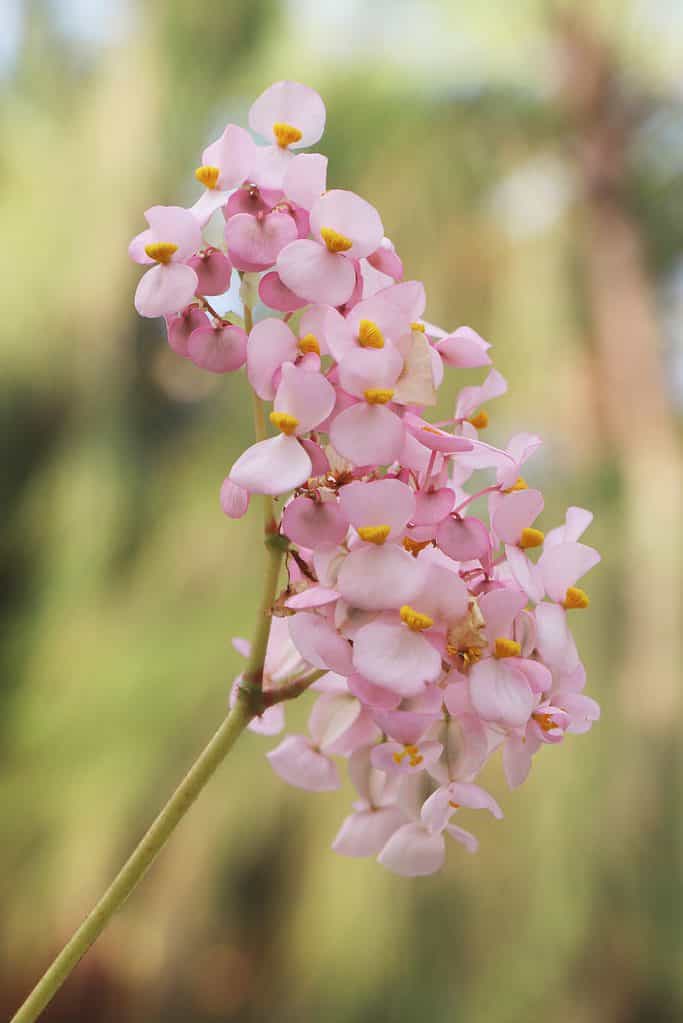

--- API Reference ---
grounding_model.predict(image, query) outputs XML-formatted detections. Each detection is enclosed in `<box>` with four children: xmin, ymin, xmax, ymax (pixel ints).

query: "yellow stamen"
<box><xmin>448</xmin><ymin>800</ymin><xmax>461</xmax><ymax>809</ymax></box>
<box><xmin>563</xmin><ymin>586</ymin><xmax>590</xmax><ymax>610</ymax></box>
<box><xmin>393</xmin><ymin>744</ymin><xmax>422</xmax><ymax>767</ymax></box>
<box><xmin>494</xmin><ymin>637</ymin><xmax>521</xmax><ymax>659</ymax></box>
<box><xmin>195</xmin><ymin>164</ymin><xmax>220</xmax><ymax>189</ymax></box>
<box><xmin>273</xmin><ymin>122</ymin><xmax>303</xmax><ymax>148</ymax></box>
<box><xmin>357</xmin><ymin>524</ymin><xmax>391</xmax><ymax>545</ymax></box>
<box><xmin>298</xmin><ymin>333</ymin><xmax>320</xmax><ymax>355</ymax></box>
<box><xmin>144</xmin><ymin>242</ymin><xmax>178</xmax><ymax>265</ymax></box>
<box><xmin>269</xmin><ymin>411</ymin><xmax>299</xmax><ymax>436</ymax></box>
<box><xmin>320</xmin><ymin>226</ymin><xmax>353</xmax><ymax>253</ymax></box>
<box><xmin>403</xmin><ymin>536</ymin><xmax>432</xmax><ymax>557</ymax></box>
<box><xmin>400</xmin><ymin>605</ymin><xmax>434</xmax><ymax>632</ymax></box>
<box><xmin>519</xmin><ymin>527</ymin><xmax>544</xmax><ymax>550</ymax></box>
<box><xmin>363</xmin><ymin>388</ymin><xmax>394</xmax><ymax>405</ymax></box>
<box><xmin>467</xmin><ymin>410</ymin><xmax>489</xmax><ymax>430</ymax></box>
<box><xmin>446</xmin><ymin>643</ymin><xmax>484</xmax><ymax>666</ymax></box>
<box><xmin>357</xmin><ymin>319</ymin><xmax>384</xmax><ymax>349</ymax></box>
<box><xmin>506</xmin><ymin>477</ymin><xmax>528</xmax><ymax>492</ymax></box>
<box><xmin>411</xmin><ymin>321</ymin><xmax>425</xmax><ymax>332</ymax></box>
<box><xmin>533</xmin><ymin>712</ymin><xmax>557</xmax><ymax>733</ymax></box>
<box><xmin>421</xmin><ymin>425</ymin><xmax>441</xmax><ymax>434</ymax></box>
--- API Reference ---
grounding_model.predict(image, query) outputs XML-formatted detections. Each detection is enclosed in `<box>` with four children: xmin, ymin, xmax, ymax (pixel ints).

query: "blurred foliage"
<box><xmin>1</xmin><ymin>2</ymin><xmax>682</xmax><ymax>1022</ymax></box>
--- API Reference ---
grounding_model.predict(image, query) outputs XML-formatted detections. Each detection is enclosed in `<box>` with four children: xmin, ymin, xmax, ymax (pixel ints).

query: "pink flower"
<box><xmin>228</xmin><ymin>363</ymin><xmax>335</xmax><ymax>496</ymax></box>
<box><xmin>249</xmin><ymin>81</ymin><xmax>326</xmax><ymax>189</ymax></box>
<box><xmin>191</xmin><ymin>124</ymin><xmax>256</xmax><ymax>225</ymax></box>
<box><xmin>129</xmin><ymin>206</ymin><xmax>202</xmax><ymax>318</ymax></box>
<box><xmin>277</xmin><ymin>190</ymin><xmax>384</xmax><ymax>306</ymax></box>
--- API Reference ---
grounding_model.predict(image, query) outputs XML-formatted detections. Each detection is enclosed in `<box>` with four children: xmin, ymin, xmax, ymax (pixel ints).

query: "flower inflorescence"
<box><xmin>130</xmin><ymin>81</ymin><xmax>600</xmax><ymax>877</ymax></box>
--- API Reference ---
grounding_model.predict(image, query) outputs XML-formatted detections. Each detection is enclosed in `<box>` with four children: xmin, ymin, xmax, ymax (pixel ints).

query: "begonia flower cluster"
<box><xmin>130</xmin><ymin>81</ymin><xmax>600</xmax><ymax>876</ymax></box>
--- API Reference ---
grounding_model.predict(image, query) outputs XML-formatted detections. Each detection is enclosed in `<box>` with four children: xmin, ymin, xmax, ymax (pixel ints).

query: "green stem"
<box><xmin>10</xmin><ymin>697</ymin><xmax>254</xmax><ymax>1023</ymax></box>
<box><xmin>10</xmin><ymin>296</ymin><xmax>287</xmax><ymax>1023</ymax></box>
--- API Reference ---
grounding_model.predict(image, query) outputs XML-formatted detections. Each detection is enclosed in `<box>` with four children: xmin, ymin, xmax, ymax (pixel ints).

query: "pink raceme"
<box><xmin>129</xmin><ymin>80</ymin><xmax>601</xmax><ymax>877</ymax></box>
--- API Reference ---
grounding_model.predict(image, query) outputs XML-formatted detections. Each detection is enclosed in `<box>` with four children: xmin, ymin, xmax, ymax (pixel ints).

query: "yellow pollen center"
<box><xmin>403</xmin><ymin>536</ymin><xmax>432</xmax><ymax>557</ymax></box>
<box><xmin>320</xmin><ymin>227</ymin><xmax>353</xmax><ymax>253</ymax></box>
<box><xmin>144</xmin><ymin>242</ymin><xmax>178</xmax><ymax>264</ymax></box>
<box><xmin>364</xmin><ymin>388</ymin><xmax>394</xmax><ymax>405</ymax></box>
<box><xmin>298</xmin><ymin>333</ymin><xmax>320</xmax><ymax>355</ymax></box>
<box><xmin>506</xmin><ymin>477</ymin><xmax>528</xmax><ymax>493</ymax></box>
<box><xmin>357</xmin><ymin>524</ymin><xmax>391</xmax><ymax>545</ymax></box>
<box><xmin>195</xmin><ymin>164</ymin><xmax>220</xmax><ymax>189</ymax></box>
<box><xmin>468</xmin><ymin>410</ymin><xmax>489</xmax><ymax>430</ymax></box>
<box><xmin>269</xmin><ymin>411</ymin><xmax>299</xmax><ymax>436</ymax></box>
<box><xmin>273</xmin><ymin>122</ymin><xmax>303</xmax><ymax>148</ymax></box>
<box><xmin>400</xmin><ymin>606</ymin><xmax>434</xmax><ymax>632</ymax></box>
<box><xmin>533</xmin><ymin>712</ymin><xmax>557</xmax><ymax>733</ymax></box>
<box><xmin>357</xmin><ymin>320</ymin><xmax>385</xmax><ymax>349</ymax></box>
<box><xmin>494</xmin><ymin>637</ymin><xmax>521</xmax><ymax>659</ymax></box>
<box><xmin>392</xmin><ymin>744</ymin><xmax>423</xmax><ymax>767</ymax></box>
<box><xmin>446</xmin><ymin>643</ymin><xmax>484</xmax><ymax>666</ymax></box>
<box><xmin>411</xmin><ymin>321</ymin><xmax>426</xmax><ymax>332</ymax></box>
<box><xmin>563</xmin><ymin>586</ymin><xmax>590</xmax><ymax>610</ymax></box>
<box><xmin>519</xmin><ymin>527</ymin><xmax>545</xmax><ymax>550</ymax></box>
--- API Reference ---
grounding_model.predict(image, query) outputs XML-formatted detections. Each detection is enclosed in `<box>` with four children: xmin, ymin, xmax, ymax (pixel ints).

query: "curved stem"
<box><xmin>10</xmin><ymin>698</ymin><xmax>254</xmax><ymax>1023</ymax></box>
<box><xmin>10</xmin><ymin>297</ymin><xmax>287</xmax><ymax>1023</ymax></box>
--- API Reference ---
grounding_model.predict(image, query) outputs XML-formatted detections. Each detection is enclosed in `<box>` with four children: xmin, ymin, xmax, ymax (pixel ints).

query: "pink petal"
<box><xmin>506</xmin><ymin>545</ymin><xmax>545</xmax><ymax>604</ymax></box>
<box><xmin>436</xmin><ymin>326</ymin><xmax>492</xmax><ymax>368</ymax></box>
<box><xmin>352</xmin><ymin>621</ymin><xmax>441</xmax><ymax>696</ymax></box>
<box><xmin>188</xmin><ymin>249</ymin><xmax>232</xmax><ymax>296</ymax></box>
<box><xmin>339</xmin><ymin>478</ymin><xmax>415</xmax><ymax>537</ymax></box>
<box><xmin>503</xmin><ymin>734</ymin><xmax>536</xmax><ymax>788</ymax></box>
<box><xmin>347</xmin><ymin>672</ymin><xmax>402</xmax><ymax>711</ymax></box>
<box><xmin>333</xmin><ymin>807</ymin><xmax>406</xmax><ymax>857</ymax></box>
<box><xmin>538</xmin><ymin>541</ymin><xmax>601</xmax><ymax>603</ymax></box>
<box><xmin>288</xmin><ymin>611</ymin><xmax>354</xmax><ymax>675</ymax></box>
<box><xmin>299</xmin><ymin>437</ymin><xmax>329</xmax><ymax>476</ymax></box>
<box><xmin>310</xmin><ymin>189</ymin><xmax>384</xmax><ymax>259</ymax></box>
<box><xmin>436</xmin><ymin>515</ymin><xmax>491</xmax><ymax>563</ymax></box>
<box><xmin>336</xmin><ymin>544</ymin><xmax>423</xmax><ymax>611</ymax></box>
<box><xmin>455</xmin><ymin>368</ymin><xmax>508</xmax><ymax>420</ymax></box>
<box><xmin>165</xmin><ymin>306</ymin><xmax>210</xmax><ymax>357</ymax></box>
<box><xmin>283</xmin><ymin>152</ymin><xmax>328</xmax><ymax>209</ymax></box>
<box><xmin>378</xmin><ymin>822</ymin><xmax>445</xmax><ymax>876</ymax></box>
<box><xmin>329</xmin><ymin>402</ymin><xmax>405</xmax><ymax>466</ymax></box>
<box><xmin>285</xmin><ymin>587</ymin><xmax>340</xmax><ymax>610</ymax></box>
<box><xmin>277</xmin><ymin>239</ymin><xmax>357</xmax><ymax>306</ymax></box>
<box><xmin>220</xmin><ymin>477</ymin><xmax>249</xmax><ymax>519</ymax></box>
<box><xmin>448</xmin><ymin>781</ymin><xmax>503</xmax><ymax>818</ymax></box>
<box><xmin>469</xmin><ymin>658</ymin><xmax>536</xmax><ymax>728</ymax></box>
<box><xmin>144</xmin><ymin>205</ymin><xmax>202</xmax><ymax>260</ymax></box>
<box><xmin>249</xmin><ymin>81</ymin><xmax>326</xmax><ymax>147</ymax></box>
<box><xmin>274</xmin><ymin>362</ymin><xmax>336</xmax><ymax>433</ymax></box>
<box><xmin>267</xmin><ymin>735</ymin><xmax>339</xmax><ymax>791</ymax></box>
<box><xmin>258</xmin><ymin>271</ymin><xmax>307</xmax><ymax>312</ymax></box>
<box><xmin>248</xmin><ymin>704</ymin><xmax>285</xmax><ymax>736</ymax></box>
<box><xmin>479</xmin><ymin>587</ymin><xmax>528</xmax><ymax>645</ymax></box>
<box><xmin>202</xmin><ymin>123</ymin><xmax>255</xmax><ymax>188</ymax></box>
<box><xmin>187</xmin><ymin>324</ymin><xmax>247</xmax><ymax>373</ymax></box>
<box><xmin>134</xmin><ymin>263</ymin><xmax>199</xmax><ymax>318</ymax></box>
<box><xmin>225</xmin><ymin>210</ymin><xmax>298</xmax><ymax>270</ymax></box>
<box><xmin>308</xmin><ymin>692</ymin><xmax>361</xmax><ymax>748</ymax></box>
<box><xmin>534</xmin><ymin>602</ymin><xmax>580</xmax><ymax>674</ymax></box>
<box><xmin>247</xmin><ymin>318</ymin><xmax>298</xmax><ymax>399</ymax></box>
<box><xmin>229</xmin><ymin>434</ymin><xmax>312</xmax><ymax>495</ymax></box>
<box><xmin>492</xmin><ymin>489</ymin><xmax>544</xmax><ymax>545</ymax></box>
<box><xmin>338</xmin><ymin>345</ymin><xmax>403</xmax><ymax>398</ymax></box>
<box><xmin>413</xmin><ymin>488</ymin><xmax>455</xmax><ymax>526</ymax></box>
<box><xmin>445</xmin><ymin>824</ymin><xmax>479</xmax><ymax>854</ymax></box>
<box><xmin>367</xmin><ymin>239</ymin><xmax>404</xmax><ymax>282</ymax></box>
<box><xmin>281</xmin><ymin>494</ymin><xmax>349</xmax><ymax>548</ymax></box>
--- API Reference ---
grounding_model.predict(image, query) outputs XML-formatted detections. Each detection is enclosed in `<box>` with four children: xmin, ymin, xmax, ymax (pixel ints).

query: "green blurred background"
<box><xmin>1</xmin><ymin>1</ymin><xmax>682</xmax><ymax>1020</ymax></box>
